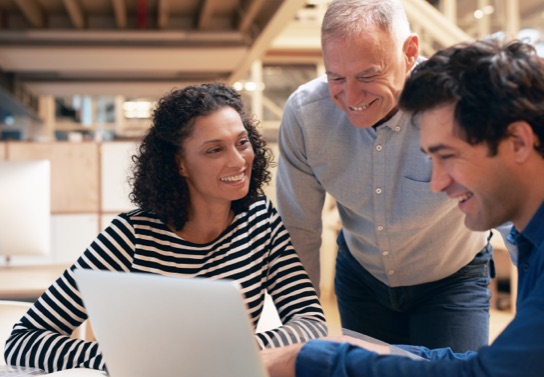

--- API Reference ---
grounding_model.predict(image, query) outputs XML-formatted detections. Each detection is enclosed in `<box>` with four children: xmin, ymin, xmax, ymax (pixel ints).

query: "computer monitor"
<box><xmin>0</xmin><ymin>160</ymin><xmax>51</xmax><ymax>263</ymax></box>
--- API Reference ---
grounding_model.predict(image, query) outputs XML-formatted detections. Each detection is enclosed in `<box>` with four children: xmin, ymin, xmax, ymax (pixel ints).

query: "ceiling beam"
<box><xmin>157</xmin><ymin>0</ymin><xmax>170</xmax><ymax>29</ymax></box>
<box><xmin>237</xmin><ymin>0</ymin><xmax>266</xmax><ymax>33</ymax></box>
<box><xmin>228</xmin><ymin>0</ymin><xmax>307</xmax><ymax>84</ymax></box>
<box><xmin>401</xmin><ymin>0</ymin><xmax>471</xmax><ymax>48</ymax></box>
<box><xmin>0</xmin><ymin>46</ymin><xmax>248</xmax><ymax>73</ymax></box>
<box><xmin>112</xmin><ymin>0</ymin><xmax>128</xmax><ymax>29</ymax></box>
<box><xmin>0</xmin><ymin>30</ymin><xmax>246</xmax><ymax>45</ymax></box>
<box><xmin>25</xmin><ymin>80</ymin><xmax>203</xmax><ymax>98</ymax></box>
<box><xmin>13</xmin><ymin>0</ymin><xmax>45</xmax><ymax>28</ymax></box>
<box><xmin>196</xmin><ymin>0</ymin><xmax>219</xmax><ymax>30</ymax></box>
<box><xmin>62</xmin><ymin>0</ymin><xmax>85</xmax><ymax>29</ymax></box>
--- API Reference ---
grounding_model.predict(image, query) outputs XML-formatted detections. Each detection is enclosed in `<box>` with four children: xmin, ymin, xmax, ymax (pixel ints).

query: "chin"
<box><xmin>348</xmin><ymin>117</ymin><xmax>375</xmax><ymax>129</ymax></box>
<box><xmin>464</xmin><ymin>217</ymin><xmax>496</xmax><ymax>232</ymax></box>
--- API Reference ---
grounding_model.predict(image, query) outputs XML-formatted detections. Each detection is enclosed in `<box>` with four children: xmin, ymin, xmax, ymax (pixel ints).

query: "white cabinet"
<box><xmin>50</xmin><ymin>214</ymin><xmax>99</xmax><ymax>264</ymax></box>
<box><xmin>100</xmin><ymin>142</ymin><xmax>138</xmax><ymax>213</ymax></box>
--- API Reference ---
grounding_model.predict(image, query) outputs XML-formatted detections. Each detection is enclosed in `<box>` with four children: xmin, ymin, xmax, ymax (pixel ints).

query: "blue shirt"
<box><xmin>296</xmin><ymin>202</ymin><xmax>544</xmax><ymax>377</ymax></box>
<box><xmin>276</xmin><ymin>75</ymin><xmax>488</xmax><ymax>288</ymax></box>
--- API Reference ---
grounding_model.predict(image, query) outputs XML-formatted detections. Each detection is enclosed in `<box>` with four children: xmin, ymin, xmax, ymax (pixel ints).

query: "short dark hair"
<box><xmin>129</xmin><ymin>82</ymin><xmax>272</xmax><ymax>230</ymax></box>
<box><xmin>399</xmin><ymin>39</ymin><xmax>544</xmax><ymax>157</ymax></box>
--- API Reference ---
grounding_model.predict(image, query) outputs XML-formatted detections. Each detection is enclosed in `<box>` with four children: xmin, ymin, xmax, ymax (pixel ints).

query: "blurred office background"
<box><xmin>1</xmin><ymin>0</ymin><xmax>544</xmax><ymax>143</ymax></box>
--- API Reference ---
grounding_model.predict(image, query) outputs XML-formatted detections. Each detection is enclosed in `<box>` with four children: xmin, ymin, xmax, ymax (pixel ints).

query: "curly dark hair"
<box><xmin>129</xmin><ymin>82</ymin><xmax>273</xmax><ymax>230</ymax></box>
<box><xmin>399</xmin><ymin>39</ymin><xmax>544</xmax><ymax>158</ymax></box>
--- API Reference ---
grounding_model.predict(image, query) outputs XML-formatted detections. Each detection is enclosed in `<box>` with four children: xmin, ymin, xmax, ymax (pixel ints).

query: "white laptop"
<box><xmin>73</xmin><ymin>269</ymin><xmax>269</xmax><ymax>377</ymax></box>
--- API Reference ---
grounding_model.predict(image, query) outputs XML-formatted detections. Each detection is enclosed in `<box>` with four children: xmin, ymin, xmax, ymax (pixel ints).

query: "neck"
<box><xmin>175</xmin><ymin>207</ymin><xmax>234</xmax><ymax>244</ymax></box>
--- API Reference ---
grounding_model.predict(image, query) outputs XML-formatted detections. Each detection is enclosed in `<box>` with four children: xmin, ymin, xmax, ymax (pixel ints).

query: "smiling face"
<box><xmin>420</xmin><ymin>103</ymin><xmax>523</xmax><ymax>231</ymax></box>
<box><xmin>178</xmin><ymin>106</ymin><xmax>254</xmax><ymax>208</ymax></box>
<box><xmin>322</xmin><ymin>26</ymin><xmax>418</xmax><ymax>128</ymax></box>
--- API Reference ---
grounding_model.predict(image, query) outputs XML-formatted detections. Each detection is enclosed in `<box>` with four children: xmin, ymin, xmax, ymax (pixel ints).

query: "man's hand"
<box><xmin>261</xmin><ymin>343</ymin><xmax>304</xmax><ymax>377</ymax></box>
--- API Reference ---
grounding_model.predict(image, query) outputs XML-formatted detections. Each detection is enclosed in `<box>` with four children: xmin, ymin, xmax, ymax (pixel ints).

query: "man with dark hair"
<box><xmin>262</xmin><ymin>38</ymin><xmax>544</xmax><ymax>377</ymax></box>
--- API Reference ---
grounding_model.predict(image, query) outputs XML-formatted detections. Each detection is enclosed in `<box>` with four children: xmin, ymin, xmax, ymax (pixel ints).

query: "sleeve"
<box><xmin>295</xmin><ymin>286</ymin><xmax>544</xmax><ymax>377</ymax></box>
<box><xmin>393</xmin><ymin>344</ymin><xmax>477</xmax><ymax>361</ymax></box>
<box><xmin>3</xmin><ymin>214</ymin><xmax>136</xmax><ymax>373</ymax></box>
<box><xmin>296</xmin><ymin>340</ymin><xmax>479</xmax><ymax>377</ymax></box>
<box><xmin>255</xmin><ymin>199</ymin><xmax>328</xmax><ymax>349</ymax></box>
<box><xmin>275</xmin><ymin>91</ymin><xmax>327</xmax><ymax>292</ymax></box>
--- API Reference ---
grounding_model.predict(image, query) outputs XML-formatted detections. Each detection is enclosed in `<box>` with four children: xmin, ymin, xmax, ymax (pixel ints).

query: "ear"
<box><xmin>176</xmin><ymin>155</ymin><xmax>188</xmax><ymax>178</ymax></box>
<box><xmin>506</xmin><ymin>121</ymin><xmax>535</xmax><ymax>163</ymax></box>
<box><xmin>403</xmin><ymin>34</ymin><xmax>419</xmax><ymax>72</ymax></box>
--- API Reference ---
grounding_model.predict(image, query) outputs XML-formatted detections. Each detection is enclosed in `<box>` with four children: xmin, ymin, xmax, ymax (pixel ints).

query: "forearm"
<box><xmin>259</xmin><ymin>210</ymin><xmax>328</xmax><ymax>348</ymax></box>
<box><xmin>257</xmin><ymin>254</ymin><xmax>328</xmax><ymax>347</ymax></box>
<box><xmin>296</xmin><ymin>340</ymin><xmax>477</xmax><ymax>377</ymax></box>
<box><xmin>4</xmin><ymin>268</ymin><xmax>105</xmax><ymax>372</ymax></box>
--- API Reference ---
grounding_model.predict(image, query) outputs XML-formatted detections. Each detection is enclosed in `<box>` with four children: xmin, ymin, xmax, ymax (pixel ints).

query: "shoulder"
<box><xmin>115</xmin><ymin>209</ymin><xmax>167</xmax><ymax>230</ymax></box>
<box><xmin>287</xmin><ymin>75</ymin><xmax>332</xmax><ymax>107</ymax></box>
<box><xmin>282</xmin><ymin>76</ymin><xmax>345</xmax><ymax>132</ymax></box>
<box><xmin>119</xmin><ymin>208</ymin><xmax>158</xmax><ymax>221</ymax></box>
<box><xmin>247</xmin><ymin>195</ymin><xmax>274</xmax><ymax>213</ymax></box>
<box><xmin>242</xmin><ymin>196</ymin><xmax>281</xmax><ymax>222</ymax></box>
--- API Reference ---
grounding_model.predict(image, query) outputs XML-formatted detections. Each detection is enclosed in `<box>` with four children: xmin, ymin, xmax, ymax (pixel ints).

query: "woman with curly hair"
<box><xmin>4</xmin><ymin>83</ymin><xmax>327</xmax><ymax>374</ymax></box>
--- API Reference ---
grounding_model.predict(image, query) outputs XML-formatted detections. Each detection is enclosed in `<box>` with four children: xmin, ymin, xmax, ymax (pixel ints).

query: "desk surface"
<box><xmin>0</xmin><ymin>264</ymin><xmax>68</xmax><ymax>301</ymax></box>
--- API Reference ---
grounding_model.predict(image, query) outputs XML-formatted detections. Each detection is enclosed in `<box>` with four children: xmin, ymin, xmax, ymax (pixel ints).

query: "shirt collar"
<box><xmin>509</xmin><ymin>202</ymin><xmax>544</xmax><ymax>251</ymax></box>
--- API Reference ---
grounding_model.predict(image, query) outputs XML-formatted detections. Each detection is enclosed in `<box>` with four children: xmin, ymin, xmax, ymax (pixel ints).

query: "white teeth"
<box><xmin>457</xmin><ymin>192</ymin><xmax>473</xmax><ymax>203</ymax></box>
<box><xmin>221</xmin><ymin>173</ymin><xmax>244</xmax><ymax>182</ymax></box>
<box><xmin>349</xmin><ymin>104</ymin><xmax>369</xmax><ymax>111</ymax></box>
<box><xmin>350</xmin><ymin>99</ymin><xmax>378</xmax><ymax>111</ymax></box>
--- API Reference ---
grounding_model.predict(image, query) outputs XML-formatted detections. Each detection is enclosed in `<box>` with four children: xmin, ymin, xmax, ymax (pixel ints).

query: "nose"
<box><xmin>429</xmin><ymin>162</ymin><xmax>453</xmax><ymax>193</ymax></box>
<box><xmin>345</xmin><ymin>79</ymin><xmax>364</xmax><ymax>105</ymax></box>
<box><xmin>227</xmin><ymin>148</ymin><xmax>246</xmax><ymax>167</ymax></box>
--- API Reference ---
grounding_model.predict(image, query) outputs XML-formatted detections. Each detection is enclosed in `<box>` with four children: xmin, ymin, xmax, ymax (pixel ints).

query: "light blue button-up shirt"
<box><xmin>276</xmin><ymin>75</ymin><xmax>487</xmax><ymax>287</ymax></box>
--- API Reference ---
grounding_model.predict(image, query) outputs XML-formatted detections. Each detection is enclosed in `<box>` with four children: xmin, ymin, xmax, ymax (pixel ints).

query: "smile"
<box><xmin>220</xmin><ymin>173</ymin><xmax>245</xmax><ymax>182</ymax></box>
<box><xmin>455</xmin><ymin>192</ymin><xmax>473</xmax><ymax>203</ymax></box>
<box><xmin>348</xmin><ymin>99</ymin><xmax>378</xmax><ymax>112</ymax></box>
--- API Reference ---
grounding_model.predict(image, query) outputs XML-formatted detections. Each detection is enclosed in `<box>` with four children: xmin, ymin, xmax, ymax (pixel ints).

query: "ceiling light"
<box><xmin>482</xmin><ymin>5</ymin><xmax>495</xmax><ymax>15</ymax></box>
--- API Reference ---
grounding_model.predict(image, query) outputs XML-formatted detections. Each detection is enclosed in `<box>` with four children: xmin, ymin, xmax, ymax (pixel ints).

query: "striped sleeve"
<box><xmin>254</xmin><ymin>198</ymin><xmax>328</xmax><ymax>349</ymax></box>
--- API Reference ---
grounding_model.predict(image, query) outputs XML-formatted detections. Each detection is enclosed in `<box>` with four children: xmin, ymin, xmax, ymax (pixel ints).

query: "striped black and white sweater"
<box><xmin>4</xmin><ymin>196</ymin><xmax>327</xmax><ymax>373</ymax></box>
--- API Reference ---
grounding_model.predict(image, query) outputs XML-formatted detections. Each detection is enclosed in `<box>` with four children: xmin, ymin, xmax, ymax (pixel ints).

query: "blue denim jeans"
<box><xmin>334</xmin><ymin>231</ymin><xmax>492</xmax><ymax>352</ymax></box>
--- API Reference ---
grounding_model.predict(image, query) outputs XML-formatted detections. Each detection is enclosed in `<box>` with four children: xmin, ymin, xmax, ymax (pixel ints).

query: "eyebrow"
<box><xmin>422</xmin><ymin>144</ymin><xmax>455</xmax><ymax>154</ymax></box>
<box><xmin>202</xmin><ymin>131</ymin><xmax>248</xmax><ymax>145</ymax></box>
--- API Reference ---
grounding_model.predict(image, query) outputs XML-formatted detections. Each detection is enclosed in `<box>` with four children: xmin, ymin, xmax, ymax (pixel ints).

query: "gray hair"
<box><xmin>321</xmin><ymin>0</ymin><xmax>411</xmax><ymax>48</ymax></box>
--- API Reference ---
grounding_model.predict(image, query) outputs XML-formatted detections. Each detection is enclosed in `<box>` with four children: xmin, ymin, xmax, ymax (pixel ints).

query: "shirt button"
<box><xmin>382</xmin><ymin>251</ymin><xmax>389</xmax><ymax>256</ymax></box>
<box><xmin>522</xmin><ymin>264</ymin><xmax>529</xmax><ymax>272</ymax></box>
<box><xmin>375</xmin><ymin>188</ymin><xmax>382</xmax><ymax>194</ymax></box>
<box><xmin>377</xmin><ymin>225</ymin><xmax>384</xmax><ymax>231</ymax></box>
<box><xmin>376</xmin><ymin>145</ymin><xmax>382</xmax><ymax>151</ymax></box>
<box><xmin>395</xmin><ymin>126</ymin><xmax>401</xmax><ymax>132</ymax></box>
<box><xmin>388</xmin><ymin>270</ymin><xmax>395</xmax><ymax>275</ymax></box>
